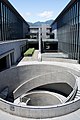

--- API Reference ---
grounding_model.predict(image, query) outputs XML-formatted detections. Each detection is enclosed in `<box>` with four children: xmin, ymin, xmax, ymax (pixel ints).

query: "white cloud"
<box><xmin>20</xmin><ymin>11</ymin><xmax>53</xmax><ymax>22</ymax></box>
<box><xmin>21</xmin><ymin>12</ymin><xmax>32</xmax><ymax>20</ymax></box>
<box><xmin>25</xmin><ymin>12</ymin><xmax>31</xmax><ymax>16</ymax></box>
<box><xmin>38</xmin><ymin>11</ymin><xmax>53</xmax><ymax>19</ymax></box>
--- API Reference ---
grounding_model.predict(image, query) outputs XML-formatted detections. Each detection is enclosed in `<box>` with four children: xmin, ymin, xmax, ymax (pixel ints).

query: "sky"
<box><xmin>8</xmin><ymin>0</ymin><xmax>70</xmax><ymax>23</ymax></box>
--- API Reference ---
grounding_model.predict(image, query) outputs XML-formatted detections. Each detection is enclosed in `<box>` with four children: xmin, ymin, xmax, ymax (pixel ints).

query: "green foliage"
<box><xmin>24</xmin><ymin>48</ymin><xmax>35</xmax><ymax>57</ymax></box>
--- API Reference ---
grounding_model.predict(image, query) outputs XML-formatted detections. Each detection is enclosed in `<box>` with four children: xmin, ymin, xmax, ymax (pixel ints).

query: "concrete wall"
<box><xmin>0</xmin><ymin>96</ymin><xmax>80</xmax><ymax>118</ymax></box>
<box><xmin>0</xmin><ymin>64</ymin><xmax>78</xmax><ymax>96</ymax></box>
<box><xmin>23</xmin><ymin>91</ymin><xmax>61</xmax><ymax>106</ymax></box>
<box><xmin>0</xmin><ymin>39</ymin><xmax>27</xmax><ymax>63</ymax></box>
<box><xmin>0</xmin><ymin>64</ymin><xmax>79</xmax><ymax>118</ymax></box>
<box><xmin>52</xmin><ymin>29</ymin><xmax>57</xmax><ymax>39</ymax></box>
<box><xmin>13</xmin><ymin>71</ymin><xmax>76</xmax><ymax>99</ymax></box>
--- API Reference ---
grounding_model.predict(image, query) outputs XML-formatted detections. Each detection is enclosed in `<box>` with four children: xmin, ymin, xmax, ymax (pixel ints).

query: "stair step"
<box><xmin>77</xmin><ymin>90</ymin><xmax>80</xmax><ymax>92</ymax></box>
<box><xmin>76</xmin><ymin>93</ymin><xmax>80</xmax><ymax>95</ymax></box>
<box><xmin>77</xmin><ymin>92</ymin><xmax>80</xmax><ymax>94</ymax></box>
<box><xmin>75</xmin><ymin>96</ymin><xmax>79</xmax><ymax>98</ymax></box>
<box><xmin>76</xmin><ymin>95</ymin><xmax>80</xmax><ymax>97</ymax></box>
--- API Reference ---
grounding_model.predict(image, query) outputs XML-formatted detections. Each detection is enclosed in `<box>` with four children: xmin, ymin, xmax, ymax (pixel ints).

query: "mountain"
<box><xmin>28</xmin><ymin>20</ymin><xmax>53</xmax><ymax>26</ymax></box>
<box><xmin>45</xmin><ymin>20</ymin><xmax>53</xmax><ymax>25</ymax></box>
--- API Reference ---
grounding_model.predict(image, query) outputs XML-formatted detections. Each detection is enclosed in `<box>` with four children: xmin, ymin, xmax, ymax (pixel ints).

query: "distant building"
<box><xmin>51</xmin><ymin>0</ymin><xmax>80</xmax><ymax>63</ymax></box>
<box><xmin>29</xmin><ymin>24</ymin><xmax>58</xmax><ymax>52</ymax></box>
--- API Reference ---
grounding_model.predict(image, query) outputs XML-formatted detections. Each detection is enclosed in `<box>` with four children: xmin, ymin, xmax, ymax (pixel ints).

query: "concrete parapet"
<box><xmin>0</xmin><ymin>63</ymin><xmax>79</xmax><ymax>118</ymax></box>
<box><xmin>0</xmin><ymin>97</ymin><xmax>80</xmax><ymax>118</ymax></box>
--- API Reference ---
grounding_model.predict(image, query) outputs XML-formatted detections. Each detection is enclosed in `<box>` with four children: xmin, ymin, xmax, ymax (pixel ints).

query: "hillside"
<box><xmin>28</xmin><ymin>20</ymin><xmax>53</xmax><ymax>26</ymax></box>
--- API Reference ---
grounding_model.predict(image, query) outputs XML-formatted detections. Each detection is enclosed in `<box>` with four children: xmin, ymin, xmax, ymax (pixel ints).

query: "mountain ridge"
<box><xmin>28</xmin><ymin>20</ymin><xmax>53</xmax><ymax>26</ymax></box>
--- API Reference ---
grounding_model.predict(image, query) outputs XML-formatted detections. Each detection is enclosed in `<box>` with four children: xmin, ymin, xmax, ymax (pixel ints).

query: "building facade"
<box><xmin>29</xmin><ymin>25</ymin><xmax>52</xmax><ymax>40</ymax></box>
<box><xmin>0</xmin><ymin>0</ymin><xmax>29</xmax><ymax>41</ymax></box>
<box><xmin>29</xmin><ymin>25</ymin><xmax>57</xmax><ymax>52</ymax></box>
<box><xmin>0</xmin><ymin>0</ymin><xmax>29</xmax><ymax>71</ymax></box>
<box><xmin>51</xmin><ymin>0</ymin><xmax>80</xmax><ymax>62</ymax></box>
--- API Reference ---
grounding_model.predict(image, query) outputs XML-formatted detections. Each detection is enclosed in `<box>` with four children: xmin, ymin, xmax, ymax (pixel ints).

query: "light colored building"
<box><xmin>29</xmin><ymin>24</ymin><xmax>58</xmax><ymax>52</ymax></box>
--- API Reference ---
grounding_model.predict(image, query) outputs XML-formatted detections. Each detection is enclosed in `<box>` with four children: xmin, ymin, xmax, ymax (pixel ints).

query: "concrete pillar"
<box><xmin>9</xmin><ymin>54</ymin><xmax>11</xmax><ymax>67</ymax></box>
<box><xmin>6</xmin><ymin>54</ymin><xmax>11</xmax><ymax>68</ymax></box>
<box><xmin>43</xmin><ymin>41</ymin><xmax>45</xmax><ymax>52</ymax></box>
<box><xmin>38</xmin><ymin>28</ymin><xmax>42</xmax><ymax>61</ymax></box>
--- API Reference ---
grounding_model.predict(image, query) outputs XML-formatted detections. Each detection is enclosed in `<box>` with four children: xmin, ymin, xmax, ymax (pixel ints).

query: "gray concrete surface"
<box><xmin>42</xmin><ymin>52</ymin><xmax>68</xmax><ymax>58</ymax></box>
<box><xmin>0</xmin><ymin>61</ymin><xmax>80</xmax><ymax>119</ymax></box>
<box><xmin>0</xmin><ymin>62</ymin><xmax>79</xmax><ymax>118</ymax></box>
<box><xmin>0</xmin><ymin>39</ymin><xmax>27</xmax><ymax>63</ymax></box>
<box><xmin>0</xmin><ymin>64</ymin><xmax>77</xmax><ymax>98</ymax></box>
<box><xmin>14</xmin><ymin>91</ymin><xmax>66</xmax><ymax>107</ymax></box>
<box><xmin>20</xmin><ymin>50</ymin><xmax>78</xmax><ymax>64</ymax></box>
<box><xmin>20</xmin><ymin>91</ymin><xmax>62</xmax><ymax>106</ymax></box>
<box><xmin>13</xmin><ymin>71</ymin><xmax>77</xmax><ymax>99</ymax></box>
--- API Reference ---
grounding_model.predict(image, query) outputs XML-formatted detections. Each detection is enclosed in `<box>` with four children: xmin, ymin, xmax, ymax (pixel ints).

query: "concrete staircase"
<box><xmin>75</xmin><ymin>90</ymin><xmax>80</xmax><ymax>99</ymax></box>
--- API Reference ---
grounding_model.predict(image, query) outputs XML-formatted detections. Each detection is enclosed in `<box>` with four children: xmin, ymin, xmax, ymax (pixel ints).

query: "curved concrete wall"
<box><xmin>0</xmin><ymin>64</ymin><xmax>77</xmax><ymax>95</ymax></box>
<box><xmin>22</xmin><ymin>91</ymin><xmax>61</xmax><ymax>106</ymax></box>
<box><xmin>13</xmin><ymin>71</ymin><xmax>76</xmax><ymax>99</ymax></box>
<box><xmin>0</xmin><ymin>98</ymin><xmax>80</xmax><ymax>118</ymax></box>
<box><xmin>33</xmin><ymin>83</ymin><xmax>73</xmax><ymax>96</ymax></box>
<box><xmin>0</xmin><ymin>63</ymin><xmax>78</xmax><ymax>118</ymax></box>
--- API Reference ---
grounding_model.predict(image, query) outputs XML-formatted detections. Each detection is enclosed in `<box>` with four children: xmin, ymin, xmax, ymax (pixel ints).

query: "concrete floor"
<box><xmin>20</xmin><ymin>50</ymin><xmax>78</xmax><ymax>64</ymax></box>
